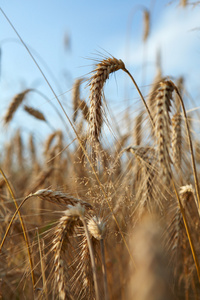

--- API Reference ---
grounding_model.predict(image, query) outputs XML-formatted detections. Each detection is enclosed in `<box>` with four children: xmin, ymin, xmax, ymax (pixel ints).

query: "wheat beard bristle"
<box><xmin>155</xmin><ymin>80</ymin><xmax>174</xmax><ymax>180</ymax></box>
<box><xmin>88</xmin><ymin>57</ymin><xmax>125</xmax><ymax>144</ymax></box>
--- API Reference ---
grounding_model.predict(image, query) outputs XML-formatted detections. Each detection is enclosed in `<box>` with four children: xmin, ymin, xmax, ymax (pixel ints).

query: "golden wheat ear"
<box><xmin>153</xmin><ymin>80</ymin><xmax>174</xmax><ymax>182</ymax></box>
<box><xmin>88</xmin><ymin>57</ymin><xmax>125</xmax><ymax>144</ymax></box>
<box><xmin>3</xmin><ymin>89</ymin><xmax>32</xmax><ymax>125</ymax></box>
<box><xmin>72</xmin><ymin>78</ymin><xmax>84</xmax><ymax>122</ymax></box>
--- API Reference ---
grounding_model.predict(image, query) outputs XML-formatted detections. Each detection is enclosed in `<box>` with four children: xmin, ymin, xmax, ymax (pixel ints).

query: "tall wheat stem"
<box><xmin>100</xmin><ymin>239</ymin><xmax>109</xmax><ymax>300</ymax></box>
<box><xmin>80</xmin><ymin>216</ymin><xmax>100</xmax><ymax>300</ymax></box>
<box><xmin>174</xmin><ymin>86</ymin><xmax>200</xmax><ymax>209</ymax></box>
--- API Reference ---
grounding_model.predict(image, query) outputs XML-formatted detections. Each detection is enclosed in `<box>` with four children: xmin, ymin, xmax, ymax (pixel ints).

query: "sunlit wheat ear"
<box><xmin>143</xmin><ymin>9</ymin><xmax>150</xmax><ymax>42</ymax></box>
<box><xmin>155</xmin><ymin>80</ymin><xmax>174</xmax><ymax>181</ymax></box>
<box><xmin>32</xmin><ymin>189</ymin><xmax>92</xmax><ymax>209</ymax></box>
<box><xmin>88</xmin><ymin>57</ymin><xmax>125</xmax><ymax>144</ymax></box>
<box><xmin>3</xmin><ymin>89</ymin><xmax>32</xmax><ymax>125</ymax></box>
<box><xmin>172</xmin><ymin>113</ymin><xmax>182</xmax><ymax>170</ymax></box>
<box><xmin>52</xmin><ymin>206</ymin><xmax>83</xmax><ymax>300</ymax></box>
<box><xmin>72</xmin><ymin>78</ymin><xmax>83</xmax><ymax>122</ymax></box>
<box><xmin>129</xmin><ymin>215</ymin><xmax>174</xmax><ymax>300</ymax></box>
<box><xmin>23</xmin><ymin>105</ymin><xmax>46</xmax><ymax>121</ymax></box>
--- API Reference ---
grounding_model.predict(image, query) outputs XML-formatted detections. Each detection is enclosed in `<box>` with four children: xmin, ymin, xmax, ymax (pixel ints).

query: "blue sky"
<box><xmin>0</xmin><ymin>1</ymin><xmax>200</xmax><ymax>145</ymax></box>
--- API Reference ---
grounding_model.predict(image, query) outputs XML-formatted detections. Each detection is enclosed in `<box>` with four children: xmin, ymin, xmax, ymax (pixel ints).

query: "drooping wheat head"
<box><xmin>88</xmin><ymin>57</ymin><xmax>125</xmax><ymax>144</ymax></box>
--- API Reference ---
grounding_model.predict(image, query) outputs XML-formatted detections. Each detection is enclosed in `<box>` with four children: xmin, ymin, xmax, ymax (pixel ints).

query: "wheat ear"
<box><xmin>89</xmin><ymin>57</ymin><xmax>125</xmax><ymax>143</ymax></box>
<box><xmin>172</xmin><ymin>113</ymin><xmax>182</xmax><ymax>170</ymax></box>
<box><xmin>3</xmin><ymin>89</ymin><xmax>32</xmax><ymax>124</ymax></box>
<box><xmin>33</xmin><ymin>189</ymin><xmax>92</xmax><ymax>209</ymax></box>
<box><xmin>155</xmin><ymin>80</ymin><xmax>174</xmax><ymax>181</ymax></box>
<box><xmin>72</xmin><ymin>78</ymin><xmax>83</xmax><ymax>122</ymax></box>
<box><xmin>24</xmin><ymin>105</ymin><xmax>46</xmax><ymax>121</ymax></box>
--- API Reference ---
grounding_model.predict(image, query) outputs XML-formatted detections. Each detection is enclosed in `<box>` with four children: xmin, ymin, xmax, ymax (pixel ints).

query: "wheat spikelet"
<box><xmin>172</xmin><ymin>113</ymin><xmax>182</xmax><ymax>170</ymax></box>
<box><xmin>88</xmin><ymin>216</ymin><xmax>106</xmax><ymax>240</ymax></box>
<box><xmin>154</xmin><ymin>80</ymin><xmax>174</xmax><ymax>181</ymax></box>
<box><xmin>88</xmin><ymin>57</ymin><xmax>125</xmax><ymax>143</ymax></box>
<box><xmin>73</xmin><ymin>78</ymin><xmax>83</xmax><ymax>122</ymax></box>
<box><xmin>3</xmin><ymin>89</ymin><xmax>31</xmax><ymax>125</ymax></box>
<box><xmin>23</xmin><ymin>105</ymin><xmax>46</xmax><ymax>121</ymax></box>
<box><xmin>33</xmin><ymin>189</ymin><xmax>92</xmax><ymax>209</ymax></box>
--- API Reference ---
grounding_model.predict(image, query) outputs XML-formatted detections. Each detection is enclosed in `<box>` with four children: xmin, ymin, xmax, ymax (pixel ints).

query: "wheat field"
<box><xmin>1</xmin><ymin>1</ymin><xmax>200</xmax><ymax>299</ymax></box>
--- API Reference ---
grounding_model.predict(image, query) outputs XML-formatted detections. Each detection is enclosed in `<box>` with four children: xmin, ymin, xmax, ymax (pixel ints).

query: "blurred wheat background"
<box><xmin>0</xmin><ymin>0</ymin><xmax>200</xmax><ymax>299</ymax></box>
